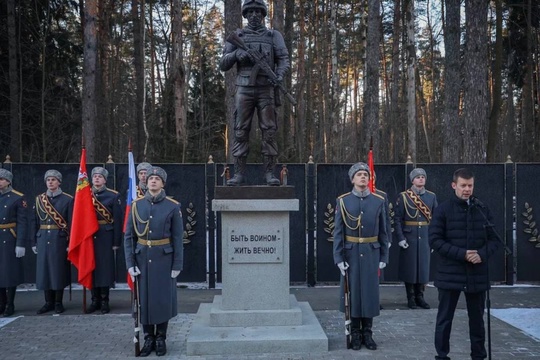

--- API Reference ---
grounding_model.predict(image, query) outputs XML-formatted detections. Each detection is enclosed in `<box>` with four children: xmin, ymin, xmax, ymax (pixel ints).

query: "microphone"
<box><xmin>470</xmin><ymin>195</ymin><xmax>486</xmax><ymax>208</ymax></box>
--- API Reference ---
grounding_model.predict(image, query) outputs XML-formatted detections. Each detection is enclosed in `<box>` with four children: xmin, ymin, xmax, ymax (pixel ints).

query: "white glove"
<box><xmin>337</xmin><ymin>261</ymin><xmax>349</xmax><ymax>276</ymax></box>
<box><xmin>398</xmin><ymin>240</ymin><xmax>409</xmax><ymax>249</ymax></box>
<box><xmin>388</xmin><ymin>242</ymin><xmax>392</xmax><ymax>249</ymax></box>
<box><xmin>32</xmin><ymin>246</ymin><xmax>38</xmax><ymax>254</ymax></box>
<box><xmin>15</xmin><ymin>246</ymin><xmax>25</xmax><ymax>258</ymax></box>
<box><xmin>128</xmin><ymin>266</ymin><xmax>141</xmax><ymax>281</ymax></box>
<box><xmin>379</xmin><ymin>262</ymin><xmax>387</xmax><ymax>269</ymax></box>
<box><xmin>171</xmin><ymin>270</ymin><xmax>181</xmax><ymax>278</ymax></box>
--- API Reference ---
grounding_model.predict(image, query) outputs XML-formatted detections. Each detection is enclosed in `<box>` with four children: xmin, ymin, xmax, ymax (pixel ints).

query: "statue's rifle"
<box><xmin>226</xmin><ymin>32</ymin><xmax>297</xmax><ymax>106</ymax></box>
<box><xmin>344</xmin><ymin>270</ymin><xmax>352</xmax><ymax>349</ymax></box>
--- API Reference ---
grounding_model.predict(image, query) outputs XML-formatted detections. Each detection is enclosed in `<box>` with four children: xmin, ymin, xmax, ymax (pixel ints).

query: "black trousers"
<box><xmin>434</xmin><ymin>288</ymin><xmax>487</xmax><ymax>359</ymax></box>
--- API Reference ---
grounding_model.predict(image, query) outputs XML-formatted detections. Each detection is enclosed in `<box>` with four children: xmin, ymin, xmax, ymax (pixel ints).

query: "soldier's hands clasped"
<box><xmin>337</xmin><ymin>261</ymin><xmax>349</xmax><ymax>276</ymax></box>
<box><xmin>128</xmin><ymin>266</ymin><xmax>141</xmax><ymax>281</ymax></box>
<box><xmin>15</xmin><ymin>246</ymin><xmax>25</xmax><ymax>258</ymax></box>
<box><xmin>398</xmin><ymin>240</ymin><xmax>409</xmax><ymax>249</ymax></box>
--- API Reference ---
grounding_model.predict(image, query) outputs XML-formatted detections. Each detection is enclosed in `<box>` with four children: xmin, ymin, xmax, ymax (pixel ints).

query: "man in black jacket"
<box><xmin>429</xmin><ymin>168</ymin><xmax>500</xmax><ymax>360</ymax></box>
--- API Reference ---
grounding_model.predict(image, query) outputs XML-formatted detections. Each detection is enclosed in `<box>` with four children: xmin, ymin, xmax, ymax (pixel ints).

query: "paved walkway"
<box><xmin>1</xmin><ymin>285</ymin><xmax>539</xmax><ymax>359</ymax></box>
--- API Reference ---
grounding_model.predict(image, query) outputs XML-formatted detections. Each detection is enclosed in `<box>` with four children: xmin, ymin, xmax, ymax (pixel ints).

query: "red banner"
<box><xmin>68</xmin><ymin>148</ymin><xmax>99</xmax><ymax>289</ymax></box>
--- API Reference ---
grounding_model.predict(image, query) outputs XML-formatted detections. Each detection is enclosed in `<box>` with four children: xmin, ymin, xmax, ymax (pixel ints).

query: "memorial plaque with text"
<box><xmin>227</xmin><ymin>227</ymin><xmax>284</xmax><ymax>263</ymax></box>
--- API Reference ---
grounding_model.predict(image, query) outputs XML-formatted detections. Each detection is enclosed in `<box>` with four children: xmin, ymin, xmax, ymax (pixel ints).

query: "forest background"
<box><xmin>0</xmin><ymin>0</ymin><xmax>538</xmax><ymax>164</ymax></box>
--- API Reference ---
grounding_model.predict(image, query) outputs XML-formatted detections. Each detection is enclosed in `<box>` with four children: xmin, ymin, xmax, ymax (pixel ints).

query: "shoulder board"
<box><xmin>425</xmin><ymin>190</ymin><xmax>436</xmax><ymax>195</ymax></box>
<box><xmin>376</xmin><ymin>189</ymin><xmax>387</xmax><ymax>195</ymax></box>
<box><xmin>63</xmin><ymin>193</ymin><xmax>74</xmax><ymax>199</ymax></box>
<box><xmin>165</xmin><ymin>196</ymin><xmax>180</xmax><ymax>205</ymax></box>
<box><xmin>107</xmin><ymin>188</ymin><xmax>119</xmax><ymax>194</ymax></box>
<box><xmin>337</xmin><ymin>192</ymin><xmax>351</xmax><ymax>200</ymax></box>
<box><xmin>11</xmin><ymin>189</ymin><xmax>24</xmax><ymax>196</ymax></box>
<box><xmin>133</xmin><ymin>197</ymin><xmax>145</xmax><ymax>204</ymax></box>
<box><xmin>371</xmin><ymin>192</ymin><xmax>385</xmax><ymax>201</ymax></box>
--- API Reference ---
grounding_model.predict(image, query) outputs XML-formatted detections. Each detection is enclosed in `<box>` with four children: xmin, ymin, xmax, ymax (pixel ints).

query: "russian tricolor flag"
<box><xmin>124</xmin><ymin>149</ymin><xmax>137</xmax><ymax>290</ymax></box>
<box><xmin>124</xmin><ymin>150</ymin><xmax>137</xmax><ymax>233</ymax></box>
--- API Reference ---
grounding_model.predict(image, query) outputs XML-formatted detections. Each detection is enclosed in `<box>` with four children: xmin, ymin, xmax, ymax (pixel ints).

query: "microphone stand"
<box><xmin>472</xmin><ymin>199</ymin><xmax>512</xmax><ymax>360</ymax></box>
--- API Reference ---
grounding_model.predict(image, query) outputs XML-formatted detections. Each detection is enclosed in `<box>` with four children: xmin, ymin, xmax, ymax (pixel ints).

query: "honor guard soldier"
<box><xmin>333</xmin><ymin>162</ymin><xmax>389</xmax><ymax>351</ymax></box>
<box><xmin>394</xmin><ymin>168</ymin><xmax>438</xmax><ymax>309</ymax></box>
<box><xmin>124</xmin><ymin>166</ymin><xmax>183</xmax><ymax>357</ymax></box>
<box><xmin>0</xmin><ymin>169</ymin><xmax>29</xmax><ymax>317</ymax></box>
<box><xmin>32</xmin><ymin>170</ymin><xmax>73</xmax><ymax>314</ymax></box>
<box><xmin>136</xmin><ymin>162</ymin><xmax>152</xmax><ymax>198</ymax></box>
<box><xmin>220</xmin><ymin>0</ymin><xmax>290</xmax><ymax>186</ymax></box>
<box><xmin>86</xmin><ymin>167</ymin><xmax>123</xmax><ymax>314</ymax></box>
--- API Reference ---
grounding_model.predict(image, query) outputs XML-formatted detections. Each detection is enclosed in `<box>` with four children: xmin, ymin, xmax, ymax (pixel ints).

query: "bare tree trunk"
<box><xmin>486</xmin><ymin>0</ymin><xmax>503</xmax><ymax>162</ymax></box>
<box><xmin>172</xmin><ymin>0</ymin><xmax>186</xmax><ymax>162</ymax></box>
<box><xmin>441</xmin><ymin>0</ymin><xmax>461</xmax><ymax>162</ymax></box>
<box><xmin>82</xmin><ymin>0</ymin><xmax>98</xmax><ymax>161</ymax></box>
<box><xmin>462</xmin><ymin>0</ymin><xmax>489</xmax><ymax>163</ymax></box>
<box><xmin>329</xmin><ymin>0</ymin><xmax>339</xmax><ymax>162</ymax></box>
<box><xmin>404</xmin><ymin>0</ymin><xmax>416</xmax><ymax>162</ymax></box>
<box><xmin>271</xmin><ymin>0</ymin><xmax>286</xmax><ymax>161</ymax></box>
<box><xmin>282</xmin><ymin>0</ymin><xmax>294</xmax><ymax>161</ymax></box>
<box><xmin>7</xmin><ymin>0</ymin><xmax>20</xmax><ymax>161</ymax></box>
<box><xmin>363</xmin><ymin>0</ymin><xmax>381</xmax><ymax>156</ymax></box>
<box><xmin>296</xmin><ymin>0</ymin><xmax>306</xmax><ymax>161</ymax></box>
<box><xmin>223</xmin><ymin>0</ymin><xmax>241</xmax><ymax>162</ymax></box>
<box><xmin>390</xmin><ymin>0</ymin><xmax>402</xmax><ymax>162</ymax></box>
<box><xmin>132</xmin><ymin>0</ymin><xmax>146</xmax><ymax>160</ymax></box>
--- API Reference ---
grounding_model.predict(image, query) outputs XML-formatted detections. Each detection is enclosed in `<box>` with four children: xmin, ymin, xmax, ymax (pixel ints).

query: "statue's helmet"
<box><xmin>242</xmin><ymin>0</ymin><xmax>268</xmax><ymax>18</ymax></box>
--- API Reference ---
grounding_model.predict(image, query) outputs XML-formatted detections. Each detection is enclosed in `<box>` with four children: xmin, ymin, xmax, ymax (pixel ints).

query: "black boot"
<box><xmin>54</xmin><ymin>290</ymin><xmax>65</xmax><ymax>314</ymax></box>
<box><xmin>0</xmin><ymin>288</ymin><xmax>6</xmax><ymax>315</ymax></box>
<box><xmin>37</xmin><ymin>290</ymin><xmax>55</xmax><ymax>314</ymax></box>
<box><xmin>414</xmin><ymin>283</ymin><xmax>430</xmax><ymax>309</ymax></box>
<box><xmin>263</xmin><ymin>155</ymin><xmax>280</xmax><ymax>186</ymax></box>
<box><xmin>351</xmin><ymin>328</ymin><xmax>362</xmax><ymax>350</ymax></box>
<box><xmin>361</xmin><ymin>317</ymin><xmax>377</xmax><ymax>350</ymax></box>
<box><xmin>155</xmin><ymin>321</ymin><xmax>168</xmax><ymax>356</ymax></box>
<box><xmin>139</xmin><ymin>325</ymin><xmax>155</xmax><ymax>357</ymax></box>
<box><xmin>86</xmin><ymin>288</ymin><xmax>101</xmax><ymax>314</ymax></box>
<box><xmin>350</xmin><ymin>317</ymin><xmax>362</xmax><ymax>350</ymax></box>
<box><xmin>405</xmin><ymin>283</ymin><xmax>417</xmax><ymax>309</ymax></box>
<box><xmin>226</xmin><ymin>156</ymin><xmax>247</xmax><ymax>186</ymax></box>
<box><xmin>4</xmin><ymin>287</ymin><xmax>16</xmax><ymax>316</ymax></box>
<box><xmin>100</xmin><ymin>287</ymin><xmax>110</xmax><ymax>314</ymax></box>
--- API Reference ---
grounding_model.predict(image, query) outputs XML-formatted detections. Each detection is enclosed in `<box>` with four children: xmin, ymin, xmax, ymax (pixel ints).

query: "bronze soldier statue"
<box><xmin>220</xmin><ymin>0</ymin><xmax>290</xmax><ymax>186</ymax></box>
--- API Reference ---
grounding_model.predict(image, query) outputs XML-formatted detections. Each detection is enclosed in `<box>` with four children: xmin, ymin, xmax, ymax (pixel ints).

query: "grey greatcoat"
<box><xmin>333</xmin><ymin>189</ymin><xmax>389</xmax><ymax>318</ymax></box>
<box><xmin>0</xmin><ymin>188</ymin><xmax>28</xmax><ymax>287</ymax></box>
<box><xmin>92</xmin><ymin>187</ymin><xmax>123</xmax><ymax>287</ymax></box>
<box><xmin>33</xmin><ymin>190</ymin><xmax>73</xmax><ymax>290</ymax></box>
<box><xmin>394</xmin><ymin>188</ymin><xmax>438</xmax><ymax>284</ymax></box>
<box><xmin>124</xmin><ymin>190</ymin><xmax>183</xmax><ymax>325</ymax></box>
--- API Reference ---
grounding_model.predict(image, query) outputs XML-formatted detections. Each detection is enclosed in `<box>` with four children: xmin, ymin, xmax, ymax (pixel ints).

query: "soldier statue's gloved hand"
<box><xmin>128</xmin><ymin>266</ymin><xmax>141</xmax><ymax>282</ymax></box>
<box><xmin>236</xmin><ymin>49</ymin><xmax>251</xmax><ymax>64</ymax></box>
<box><xmin>15</xmin><ymin>246</ymin><xmax>25</xmax><ymax>258</ymax></box>
<box><xmin>398</xmin><ymin>240</ymin><xmax>409</xmax><ymax>249</ymax></box>
<box><xmin>337</xmin><ymin>261</ymin><xmax>349</xmax><ymax>276</ymax></box>
<box><xmin>379</xmin><ymin>262</ymin><xmax>387</xmax><ymax>269</ymax></box>
<box><xmin>171</xmin><ymin>270</ymin><xmax>181</xmax><ymax>278</ymax></box>
<box><xmin>32</xmin><ymin>246</ymin><xmax>37</xmax><ymax>254</ymax></box>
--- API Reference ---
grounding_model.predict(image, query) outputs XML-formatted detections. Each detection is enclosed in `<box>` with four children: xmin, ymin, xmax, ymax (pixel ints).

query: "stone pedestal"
<box><xmin>186</xmin><ymin>187</ymin><xmax>328</xmax><ymax>356</ymax></box>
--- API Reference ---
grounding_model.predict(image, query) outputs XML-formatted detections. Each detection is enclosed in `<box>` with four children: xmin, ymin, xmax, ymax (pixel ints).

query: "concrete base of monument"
<box><xmin>186</xmin><ymin>296</ymin><xmax>328</xmax><ymax>356</ymax></box>
<box><xmin>210</xmin><ymin>295</ymin><xmax>302</xmax><ymax>326</ymax></box>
